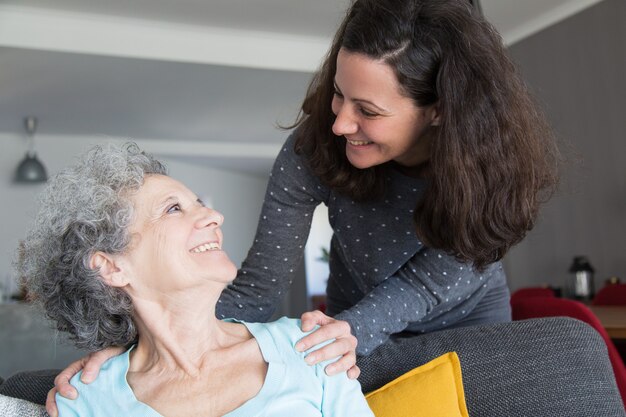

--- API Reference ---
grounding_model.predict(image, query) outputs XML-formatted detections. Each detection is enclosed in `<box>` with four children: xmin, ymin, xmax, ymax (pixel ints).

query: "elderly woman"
<box><xmin>19</xmin><ymin>143</ymin><xmax>373</xmax><ymax>417</ymax></box>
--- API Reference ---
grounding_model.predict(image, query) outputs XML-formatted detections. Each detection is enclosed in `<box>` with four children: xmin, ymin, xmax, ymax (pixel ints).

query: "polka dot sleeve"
<box><xmin>216</xmin><ymin>132</ymin><xmax>329</xmax><ymax>322</ymax></box>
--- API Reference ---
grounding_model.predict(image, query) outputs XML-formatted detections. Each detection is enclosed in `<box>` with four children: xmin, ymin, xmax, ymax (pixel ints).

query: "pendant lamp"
<box><xmin>15</xmin><ymin>117</ymin><xmax>48</xmax><ymax>184</ymax></box>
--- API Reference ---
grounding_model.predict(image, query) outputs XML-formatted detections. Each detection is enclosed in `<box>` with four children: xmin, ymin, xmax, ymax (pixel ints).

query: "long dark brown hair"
<box><xmin>291</xmin><ymin>0</ymin><xmax>559</xmax><ymax>269</ymax></box>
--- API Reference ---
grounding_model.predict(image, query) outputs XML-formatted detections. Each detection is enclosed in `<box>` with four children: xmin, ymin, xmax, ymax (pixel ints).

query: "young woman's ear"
<box><xmin>89</xmin><ymin>251</ymin><xmax>128</xmax><ymax>288</ymax></box>
<box><xmin>428</xmin><ymin>103</ymin><xmax>442</xmax><ymax>126</ymax></box>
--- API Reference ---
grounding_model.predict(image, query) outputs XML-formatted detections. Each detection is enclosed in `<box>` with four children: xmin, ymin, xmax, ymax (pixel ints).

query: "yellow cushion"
<box><xmin>365</xmin><ymin>352</ymin><xmax>469</xmax><ymax>417</ymax></box>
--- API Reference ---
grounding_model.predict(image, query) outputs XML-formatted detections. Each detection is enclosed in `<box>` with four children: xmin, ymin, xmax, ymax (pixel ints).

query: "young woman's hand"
<box><xmin>45</xmin><ymin>347</ymin><xmax>125</xmax><ymax>417</ymax></box>
<box><xmin>297</xmin><ymin>310</ymin><xmax>360</xmax><ymax>379</ymax></box>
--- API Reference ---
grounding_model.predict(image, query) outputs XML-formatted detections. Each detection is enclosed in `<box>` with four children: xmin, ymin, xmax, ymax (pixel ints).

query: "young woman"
<box><xmin>218</xmin><ymin>0</ymin><xmax>558</xmax><ymax>355</ymax></box>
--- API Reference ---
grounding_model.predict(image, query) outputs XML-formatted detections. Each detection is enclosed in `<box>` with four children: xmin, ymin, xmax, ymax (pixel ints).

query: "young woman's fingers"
<box><xmin>297</xmin><ymin>319</ymin><xmax>355</xmax><ymax>352</ymax></box>
<box><xmin>346</xmin><ymin>364</ymin><xmax>361</xmax><ymax>380</ymax></box>
<box><xmin>323</xmin><ymin>351</ymin><xmax>358</xmax><ymax>376</ymax></box>
<box><xmin>53</xmin><ymin>358</ymin><xmax>85</xmax><ymax>398</ymax></box>
<box><xmin>51</xmin><ymin>345</ymin><xmax>125</xmax><ymax>415</ymax></box>
<box><xmin>297</xmin><ymin>311</ymin><xmax>359</xmax><ymax>377</ymax></box>
<box><xmin>300</xmin><ymin>310</ymin><xmax>332</xmax><ymax>332</ymax></box>
<box><xmin>80</xmin><ymin>347</ymin><xmax>124</xmax><ymax>383</ymax></box>
<box><xmin>45</xmin><ymin>387</ymin><xmax>60</xmax><ymax>417</ymax></box>
<box><xmin>304</xmin><ymin>336</ymin><xmax>356</xmax><ymax>365</ymax></box>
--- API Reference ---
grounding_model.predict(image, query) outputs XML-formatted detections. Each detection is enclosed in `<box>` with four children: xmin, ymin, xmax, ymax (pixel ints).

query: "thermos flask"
<box><xmin>568</xmin><ymin>256</ymin><xmax>595</xmax><ymax>300</ymax></box>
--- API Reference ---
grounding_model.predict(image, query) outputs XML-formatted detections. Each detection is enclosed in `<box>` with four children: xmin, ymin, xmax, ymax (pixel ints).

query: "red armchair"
<box><xmin>510</xmin><ymin>287</ymin><xmax>556</xmax><ymax>305</ymax></box>
<box><xmin>593</xmin><ymin>284</ymin><xmax>626</xmax><ymax>306</ymax></box>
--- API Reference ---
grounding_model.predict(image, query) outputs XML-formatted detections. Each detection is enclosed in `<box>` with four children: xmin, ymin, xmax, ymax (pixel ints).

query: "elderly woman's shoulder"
<box><xmin>256</xmin><ymin>317</ymin><xmax>335</xmax><ymax>366</ymax></box>
<box><xmin>254</xmin><ymin>317</ymin><xmax>312</xmax><ymax>360</ymax></box>
<box><xmin>259</xmin><ymin>316</ymin><xmax>308</xmax><ymax>347</ymax></box>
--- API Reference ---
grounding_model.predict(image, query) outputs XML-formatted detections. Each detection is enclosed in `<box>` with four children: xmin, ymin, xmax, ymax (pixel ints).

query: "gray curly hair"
<box><xmin>17</xmin><ymin>143</ymin><xmax>167</xmax><ymax>350</ymax></box>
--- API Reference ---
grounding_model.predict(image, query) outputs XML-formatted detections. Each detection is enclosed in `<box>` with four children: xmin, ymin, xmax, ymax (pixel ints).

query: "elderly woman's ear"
<box><xmin>89</xmin><ymin>252</ymin><xmax>129</xmax><ymax>288</ymax></box>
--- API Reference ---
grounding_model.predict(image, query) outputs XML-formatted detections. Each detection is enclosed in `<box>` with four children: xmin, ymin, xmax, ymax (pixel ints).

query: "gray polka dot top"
<box><xmin>217</xmin><ymin>133</ymin><xmax>509</xmax><ymax>355</ymax></box>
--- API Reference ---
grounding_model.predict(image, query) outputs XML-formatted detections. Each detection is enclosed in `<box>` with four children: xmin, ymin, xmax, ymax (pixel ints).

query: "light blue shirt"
<box><xmin>57</xmin><ymin>317</ymin><xmax>373</xmax><ymax>417</ymax></box>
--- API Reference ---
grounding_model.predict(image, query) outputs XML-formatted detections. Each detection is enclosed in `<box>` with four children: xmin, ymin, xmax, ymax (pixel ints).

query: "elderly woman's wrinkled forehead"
<box><xmin>125</xmin><ymin>174</ymin><xmax>200</xmax><ymax>228</ymax></box>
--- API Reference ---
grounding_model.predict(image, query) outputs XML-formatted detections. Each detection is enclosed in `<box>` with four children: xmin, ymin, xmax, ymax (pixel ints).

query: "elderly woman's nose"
<box><xmin>195</xmin><ymin>207</ymin><xmax>224</xmax><ymax>228</ymax></box>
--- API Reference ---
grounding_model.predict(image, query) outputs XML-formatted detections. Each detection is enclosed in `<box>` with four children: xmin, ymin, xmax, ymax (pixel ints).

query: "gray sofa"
<box><xmin>1</xmin><ymin>317</ymin><xmax>624</xmax><ymax>416</ymax></box>
<box><xmin>359</xmin><ymin>317</ymin><xmax>625</xmax><ymax>416</ymax></box>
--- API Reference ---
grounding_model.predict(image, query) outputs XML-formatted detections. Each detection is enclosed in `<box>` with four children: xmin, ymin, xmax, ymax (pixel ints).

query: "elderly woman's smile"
<box><xmin>190</xmin><ymin>242</ymin><xmax>221</xmax><ymax>253</ymax></box>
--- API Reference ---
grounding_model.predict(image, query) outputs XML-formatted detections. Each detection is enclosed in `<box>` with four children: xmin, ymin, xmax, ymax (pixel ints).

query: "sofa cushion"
<box><xmin>0</xmin><ymin>394</ymin><xmax>46</xmax><ymax>417</ymax></box>
<box><xmin>365</xmin><ymin>352</ymin><xmax>468</xmax><ymax>417</ymax></box>
<box><xmin>0</xmin><ymin>369</ymin><xmax>58</xmax><ymax>405</ymax></box>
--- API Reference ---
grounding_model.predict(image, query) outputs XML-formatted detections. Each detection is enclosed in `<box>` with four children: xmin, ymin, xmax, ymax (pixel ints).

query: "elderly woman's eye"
<box><xmin>166</xmin><ymin>204</ymin><xmax>181</xmax><ymax>214</ymax></box>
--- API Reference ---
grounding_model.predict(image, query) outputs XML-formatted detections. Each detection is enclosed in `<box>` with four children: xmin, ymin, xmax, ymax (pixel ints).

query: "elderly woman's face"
<box><xmin>121</xmin><ymin>174</ymin><xmax>237</xmax><ymax>295</ymax></box>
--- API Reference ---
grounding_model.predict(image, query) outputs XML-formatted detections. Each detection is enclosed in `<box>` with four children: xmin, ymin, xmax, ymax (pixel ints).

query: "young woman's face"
<box><xmin>122</xmin><ymin>174</ymin><xmax>237</xmax><ymax>296</ymax></box>
<box><xmin>331</xmin><ymin>48</ymin><xmax>439</xmax><ymax>169</ymax></box>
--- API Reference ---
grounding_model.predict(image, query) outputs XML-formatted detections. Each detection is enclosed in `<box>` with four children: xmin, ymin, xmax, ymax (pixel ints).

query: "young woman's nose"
<box><xmin>331</xmin><ymin>102</ymin><xmax>359</xmax><ymax>136</ymax></box>
<box><xmin>195</xmin><ymin>207</ymin><xmax>224</xmax><ymax>229</ymax></box>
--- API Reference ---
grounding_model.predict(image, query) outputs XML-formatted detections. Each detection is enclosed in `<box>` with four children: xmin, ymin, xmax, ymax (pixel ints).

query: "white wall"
<box><xmin>304</xmin><ymin>204</ymin><xmax>332</xmax><ymax>296</ymax></box>
<box><xmin>0</xmin><ymin>132</ymin><xmax>268</xmax><ymax>295</ymax></box>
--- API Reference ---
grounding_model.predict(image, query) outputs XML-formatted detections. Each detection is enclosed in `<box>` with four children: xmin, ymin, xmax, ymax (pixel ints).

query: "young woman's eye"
<box><xmin>333</xmin><ymin>89</ymin><xmax>343</xmax><ymax>98</ymax></box>
<box><xmin>359</xmin><ymin>107</ymin><xmax>378</xmax><ymax>117</ymax></box>
<box><xmin>166</xmin><ymin>204</ymin><xmax>181</xmax><ymax>214</ymax></box>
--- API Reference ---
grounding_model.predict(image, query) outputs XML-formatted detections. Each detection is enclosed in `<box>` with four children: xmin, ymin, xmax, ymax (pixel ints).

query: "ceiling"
<box><xmin>0</xmin><ymin>0</ymin><xmax>605</xmax><ymax>175</ymax></box>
